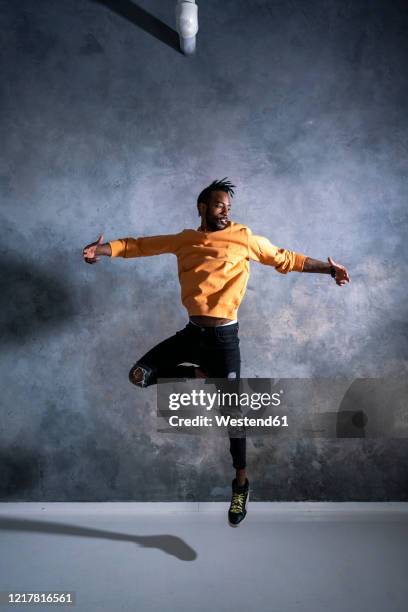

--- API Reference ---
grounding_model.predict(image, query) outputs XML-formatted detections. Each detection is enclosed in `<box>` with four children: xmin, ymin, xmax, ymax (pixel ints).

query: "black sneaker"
<box><xmin>228</xmin><ymin>478</ymin><xmax>249</xmax><ymax>527</ymax></box>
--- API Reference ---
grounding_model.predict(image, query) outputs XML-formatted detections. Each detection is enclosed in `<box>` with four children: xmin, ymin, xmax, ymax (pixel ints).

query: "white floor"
<box><xmin>0</xmin><ymin>503</ymin><xmax>407</xmax><ymax>612</ymax></box>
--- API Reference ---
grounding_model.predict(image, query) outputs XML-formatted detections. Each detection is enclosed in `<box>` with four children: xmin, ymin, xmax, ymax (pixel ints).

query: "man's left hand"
<box><xmin>328</xmin><ymin>256</ymin><xmax>350</xmax><ymax>286</ymax></box>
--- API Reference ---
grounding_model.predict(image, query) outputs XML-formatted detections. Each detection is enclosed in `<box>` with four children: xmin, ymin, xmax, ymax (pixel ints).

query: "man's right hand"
<box><xmin>83</xmin><ymin>234</ymin><xmax>105</xmax><ymax>264</ymax></box>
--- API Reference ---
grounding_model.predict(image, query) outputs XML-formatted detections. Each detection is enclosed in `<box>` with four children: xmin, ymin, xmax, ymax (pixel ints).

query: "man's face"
<box><xmin>199</xmin><ymin>190</ymin><xmax>231</xmax><ymax>231</ymax></box>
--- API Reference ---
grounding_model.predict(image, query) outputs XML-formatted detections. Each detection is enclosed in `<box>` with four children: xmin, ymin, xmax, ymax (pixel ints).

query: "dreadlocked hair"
<box><xmin>196</xmin><ymin>177</ymin><xmax>236</xmax><ymax>210</ymax></box>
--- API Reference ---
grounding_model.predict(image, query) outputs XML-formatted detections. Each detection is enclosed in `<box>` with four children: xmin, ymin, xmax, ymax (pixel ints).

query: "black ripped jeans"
<box><xmin>130</xmin><ymin>321</ymin><xmax>246</xmax><ymax>470</ymax></box>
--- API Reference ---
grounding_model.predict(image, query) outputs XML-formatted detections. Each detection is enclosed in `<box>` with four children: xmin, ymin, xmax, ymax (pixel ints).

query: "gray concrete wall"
<box><xmin>1</xmin><ymin>0</ymin><xmax>407</xmax><ymax>501</ymax></box>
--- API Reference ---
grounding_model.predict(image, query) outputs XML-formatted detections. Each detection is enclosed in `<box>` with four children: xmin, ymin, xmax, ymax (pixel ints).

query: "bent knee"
<box><xmin>129</xmin><ymin>366</ymin><xmax>144</xmax><ymax>386</ymax></box>
<box><xmin>128</xmin><ymin>364</ymin><xmax>154</xmax><ymax>387</ymax></box>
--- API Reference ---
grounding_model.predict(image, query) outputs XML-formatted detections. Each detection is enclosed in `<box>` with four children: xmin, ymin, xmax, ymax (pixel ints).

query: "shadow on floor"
<box><xmin>89</xmin><ymin>0</ymin><xmax>181</xmax><ymax>54</ymax></box>
<box><xmin>0</xmin><ymin>517</ymin><xmax>197</xmax><ymax>561</ymax></box>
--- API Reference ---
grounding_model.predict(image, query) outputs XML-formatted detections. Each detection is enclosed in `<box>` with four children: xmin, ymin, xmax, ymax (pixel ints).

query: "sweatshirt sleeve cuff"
<box><xmin>108</xmin><ymin>240</ymin><xmax>126</xmax><ymax>258</ymax></box>
<box><xmin>292</xmin><ymin>252</ymin><xmax>306</xmax><ymax>272</ymax></box>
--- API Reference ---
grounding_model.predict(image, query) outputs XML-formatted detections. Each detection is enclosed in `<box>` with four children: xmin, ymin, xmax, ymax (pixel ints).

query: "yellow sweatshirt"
<box><xmin>109</xmin><ymin>221</ymin><xmax>305</xmax><ymax>320</ymax></box>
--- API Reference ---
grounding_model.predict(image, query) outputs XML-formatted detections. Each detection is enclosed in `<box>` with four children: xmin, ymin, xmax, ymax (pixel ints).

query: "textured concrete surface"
<box><xmin>0</xmin><ymin>504</ymin><xmax>407</xmax><ymax>612</ymax></box>
<box><xmin>0</xmin><ymin>0</ymin><xmax>407</xmax><ymax>500</ymax></box>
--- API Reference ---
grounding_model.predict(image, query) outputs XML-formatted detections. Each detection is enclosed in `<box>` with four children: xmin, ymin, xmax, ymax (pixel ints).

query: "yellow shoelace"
<box><xmin>230</xmin><ymin>492</ymin><xmax>246</xmax><ymax>513</ymax></box>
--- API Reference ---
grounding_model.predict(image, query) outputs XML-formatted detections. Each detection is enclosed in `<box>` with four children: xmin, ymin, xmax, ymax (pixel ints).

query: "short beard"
<box><xmin>205</xmin><ymin>213</ymin><xmax>227</xmax><ymax>231</ymax></box>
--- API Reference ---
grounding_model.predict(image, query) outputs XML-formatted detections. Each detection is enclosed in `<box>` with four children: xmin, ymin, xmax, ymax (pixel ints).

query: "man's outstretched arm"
<box><xmin>248</xmin><ymin>233</ymin><xmax>350</xmax><ymax>286</ymax></box>
<box><xmin>302</xmin><ymin>256</ymin><xmax>350</xmax><ymax>287</ymax></box>
<box><xmin>82</xmin><ymin>233</ymin><xmax>179</xmax><ymax>264</ymax></box>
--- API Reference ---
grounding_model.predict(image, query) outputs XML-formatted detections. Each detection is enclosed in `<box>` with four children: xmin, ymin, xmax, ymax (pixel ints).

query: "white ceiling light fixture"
<box><xmin>176</xmin><ymin>0</ymin><xmax>199</xmax><ymax>55</ymax></box>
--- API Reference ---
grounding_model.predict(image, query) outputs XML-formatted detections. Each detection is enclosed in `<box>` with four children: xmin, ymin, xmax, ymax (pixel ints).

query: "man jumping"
<box><xmin>82</xmin><ymin>178</ymin><xmax>350</xmax><ymax>526</ymax></box>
